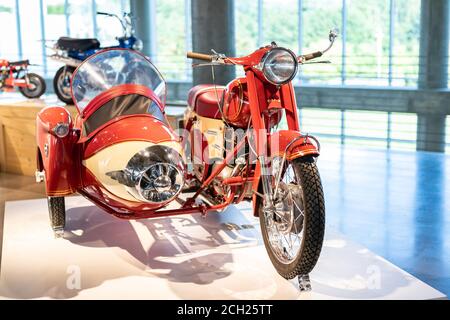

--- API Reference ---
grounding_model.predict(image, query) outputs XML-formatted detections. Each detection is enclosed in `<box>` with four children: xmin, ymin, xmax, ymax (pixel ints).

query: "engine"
<box><xmin>106</xmin><ymin>145</ymin><xmax>185</xmax><ymax>204</ymax></box>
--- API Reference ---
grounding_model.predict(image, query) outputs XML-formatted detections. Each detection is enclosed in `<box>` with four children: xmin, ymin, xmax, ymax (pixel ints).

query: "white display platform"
<box><xmin>0</xmin><ymin>196</ymin><xmax>446</xmax><ymax>300</ymax></box>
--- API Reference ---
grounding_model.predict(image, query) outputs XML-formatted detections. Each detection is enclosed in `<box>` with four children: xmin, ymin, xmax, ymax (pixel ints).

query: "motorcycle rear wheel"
<box><xmin>19</xmin><ymin>73</ymin><xmax>46</xmax><ymax>98</ymax></box>
<box><xmin>53</xmin><ymin>66</ymin><xmax>75</xmax><ymax>104</ymax></box>
<box><xmin>258</xmin><ymin>157</ymin><xmax>325</xmax><ymax>279</ymax></box>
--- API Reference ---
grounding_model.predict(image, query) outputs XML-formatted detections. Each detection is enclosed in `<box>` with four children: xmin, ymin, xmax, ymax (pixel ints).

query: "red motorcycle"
<box><xmin>183</xmin><ymin>30</ymin><xmax>337</xmax><ymax>279</ymax></box>
<box><xmin>36</xmin><ymin>30</ymin><xmax>336</xmax><ymax>281</ymax></box>
<box><xmin>0</xmin><ymin>59</ymin><xmax>46</xmax><ymax>98</ymax></box>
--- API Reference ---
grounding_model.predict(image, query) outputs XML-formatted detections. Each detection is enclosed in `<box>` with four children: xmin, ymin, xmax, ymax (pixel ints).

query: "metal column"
<box><xmin>416</xmin><ymin>0</ymin><xmax>449</xmax><ymax>152</ymax></box>
<box><xmin>191</xmin><ymin>0</ymin><xmax>236</xmax><ymax>86</ymax></box>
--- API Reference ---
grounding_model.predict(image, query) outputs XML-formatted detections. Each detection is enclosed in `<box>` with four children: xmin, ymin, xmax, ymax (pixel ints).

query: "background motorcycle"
<box><xmin>48</xmin><ymin>12</ymin><xmax>143</xmax><ymax>104</ymax></box>
<box><xmin>183</xmin><ymin>30</ymin><xmax>338</xmax><ymax>279</ymax></box>
<box><xmin>0</xmin><ymin>59</ymin><xmax>46</xmax><ymax>98</ymax></box>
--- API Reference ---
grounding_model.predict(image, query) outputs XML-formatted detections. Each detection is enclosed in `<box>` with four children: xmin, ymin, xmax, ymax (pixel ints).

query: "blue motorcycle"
<box><xmin>49</xmin><ymin>12</ymin><xmax>143</xmax><ymax>104</ymax></box>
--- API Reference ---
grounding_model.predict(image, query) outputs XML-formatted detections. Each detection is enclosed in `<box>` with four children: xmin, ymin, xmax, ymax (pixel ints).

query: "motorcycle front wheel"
<box><xmin>53</xmin><ymin>66</ymin><xmax>75</xmax><ymax>104</ymax></box>
<box><xmin>19</xmin><ymin>73</ymin><xmax>46</xmax><ymax>98</ymax></box>
<box><xmin>257</xmin><ymin>156</ymin><xmax>325</xmax><ymax>279</ymax></box>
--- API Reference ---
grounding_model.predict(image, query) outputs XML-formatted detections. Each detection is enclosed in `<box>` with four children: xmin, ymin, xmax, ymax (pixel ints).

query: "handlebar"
<box><xmin>187</xmin><ymin>29</ymin><xmax>338</xmax><ymax>65</ymax></box>
<box><xmin>187</xmin><ymin>52</ymin><xmax>214</xmax><ymax>62</ymax></box>
<box><xmin>301</xmin><ymin>51</ymin><xmax>323</xmax><ymax>62</ymax></box>
<box><xmin>96</xmin><ymin>11</ymin><xmax>112</xmax><ymax>16</ymax></box>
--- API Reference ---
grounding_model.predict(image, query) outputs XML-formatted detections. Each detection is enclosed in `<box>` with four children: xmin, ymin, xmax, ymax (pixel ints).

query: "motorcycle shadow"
<box><xmin>61</xmin><ymin>204</ymin><xmax>259</xmax><ymax>290</ymax></box>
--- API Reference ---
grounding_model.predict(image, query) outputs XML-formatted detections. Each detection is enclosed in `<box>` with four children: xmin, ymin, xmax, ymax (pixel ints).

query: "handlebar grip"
<box><xmin>187</xmin><ymin>52</ymin><xmax>213</xmax><ymax>61</ymax></box>
<box><xmin>302</xmin><ymin>51</ymin><xmax>323</xmax><ymax>61</ymax></box>
<box><xmin>96</xmin><ymin>11</ymin><xmax>110</xmax><ymax>16</ymax></box>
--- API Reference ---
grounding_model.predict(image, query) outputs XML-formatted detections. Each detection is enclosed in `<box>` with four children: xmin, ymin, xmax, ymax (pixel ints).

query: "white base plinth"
<box><xmin>0</xmin><ymin>196</ymin><xmax>446</xmax><ymax>300</ymax></box>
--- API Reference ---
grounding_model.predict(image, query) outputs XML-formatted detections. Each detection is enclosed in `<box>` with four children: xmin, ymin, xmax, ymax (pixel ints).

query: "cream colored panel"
<box><xmin>83</xmin><ymin>141</ymin><xmax>184</xmax><ymax>202</ymax></box>
<box><xmin>193</xmin><ymin>114</ymin><xmax>225</xmax><ymax>162</ymax></box>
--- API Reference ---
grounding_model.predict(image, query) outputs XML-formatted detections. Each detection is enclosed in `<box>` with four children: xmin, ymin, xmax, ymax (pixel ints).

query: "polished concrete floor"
<box><xmin>0</xmin><ymin>145</ymin><xmax>449</xmax><ymax>297</ymax></box>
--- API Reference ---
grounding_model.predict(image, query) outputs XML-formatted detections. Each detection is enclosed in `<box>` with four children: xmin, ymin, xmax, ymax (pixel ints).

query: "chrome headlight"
<box><xmin>132</xmin><ymin>38</ymin><xmax>144</xmax><ymax>51</ymax></box>
<box><xmin>53</xmin><ymin>123</ymin><xmax>70</xmax><ymax>138</ymax></box>
<box><xmin>261</xmin><ymin>48</ymin><xmax>298</xmax><ymax>85</ymax></box>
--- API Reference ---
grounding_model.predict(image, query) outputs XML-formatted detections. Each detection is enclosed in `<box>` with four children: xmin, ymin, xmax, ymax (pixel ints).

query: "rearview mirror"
<box><xmin>329</xmin><ymin>28</ymin><xmax>339</xmax><ymax>42</ymax></box>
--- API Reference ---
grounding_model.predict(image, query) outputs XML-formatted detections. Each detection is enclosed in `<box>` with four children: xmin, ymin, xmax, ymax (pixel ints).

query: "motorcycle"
<box><xmin>35</xmin><ymin>29</ymin><xmax>336</xmax><ymax>280</ymax></box>
<box><xmin>48</xmin><ymin>11</ymin><xmax>143</xmax><ymax>104</ymax></box>
<box><xmin>183</xmin><ymin>30</ymin><xmax>337</xmax><ymax>279</ymax></box>
<box><xmin>0</xmin><ymin>59</ymin><xmax>46</xmax><ymax>98</ymax></box>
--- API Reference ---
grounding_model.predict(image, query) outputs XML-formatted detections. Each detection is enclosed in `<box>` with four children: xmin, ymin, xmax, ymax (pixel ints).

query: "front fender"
<box><xmin>269</xmin><ymin>130</ymin><xmax>320</xmax><ymax>160</ymax></box>
<box><xmin>251</xmin><ymin>130</ymin><xmax>320</xmax><ymax>216</ymax></box>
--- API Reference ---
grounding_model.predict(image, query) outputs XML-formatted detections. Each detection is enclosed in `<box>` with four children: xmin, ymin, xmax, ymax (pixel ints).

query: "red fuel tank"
<box><xmin>222</xmin><ymin>78</ymin><xmax>251</xmax><ymax>128</ymax></box>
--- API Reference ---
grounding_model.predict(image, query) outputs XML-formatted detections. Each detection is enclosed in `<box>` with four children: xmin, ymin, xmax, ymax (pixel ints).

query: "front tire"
<box><xmin>48</xmin><ymin>196</ymin><xmax>66</xmax><ymax>237</ymax></box>
<box><xmin>19</xmin><ymin>73</ymin><xmax>46</xmax><ymax>98</ymax></box>
<box><xmin>258</xmin><ymin>157</ymin><xmax>325</xmax><ymax>279</ymax></box>
<box><xmin>53</xmin><ymin>66</ymin><xmax>75</xmax><ymax>104</ymax></box>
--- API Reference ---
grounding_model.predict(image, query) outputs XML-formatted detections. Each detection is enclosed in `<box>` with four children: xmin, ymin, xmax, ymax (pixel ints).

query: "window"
<box><xmin>235</xmin><ymin>0</ymin><xmax>258</xmax><ymax>56</ymax></box>
<box><xmin>155</xmin><ymin>0</ymin><xmax>189</xmax><ymax>81</ymax></box>
<box><xmin>67</xmin><ymin>1</ymin><xmax>94</xmax><ymax>39</ymax></box>
<box><xmin>300</xmin><ymin>108</ymin><xmax>342</xmax><ymax>145</ymax></box>
<box><xmin>235</xmin><ymin>0</ymin><xmax>422</xmax><ymax>87</ymax></box>
<box><xmin>390</xmin><ymin>112</ymin><xmax>417</xmax><ymax>151</ymax></box>
<box><xmin>391</xmin><ymin>0</ymin><xmax>420</xmax><ymax>87</ymax></box>
<box><xmin>300</xmin><ymin>108</ymin><xmax>417</xmax><ymax>151</ymax></box>
<box><xmin>263</xmin><ymin>0</ymin><xmax>298</xmax><ymax>51</ymax></box>
<box><xmin>0</xmin><ymin>1</ymin><xmax>19</xmax><ymax>60</ymax></box>
<box><xmin>44</xmin><ymin>0</ymin><xmax>68</xmax><ymax>74</ymax></box>
<box><xmin>345</xmin><ymin>0</ymin><xmax>390</xmax><ymax>86</ymax></box>
<box><xmin>302</xmin><ymin>0</ymin><xmax>342</xmax><ymax>85</ymax></box>
<box><xmin>18</xmin><ymin>0</ymin><xmax>44</xmax><ymax>73</ymax></box>
<box><xmin>96</xmin><ymin>0</ymin><xmax>129</xmax><ymax>47</ymax></box>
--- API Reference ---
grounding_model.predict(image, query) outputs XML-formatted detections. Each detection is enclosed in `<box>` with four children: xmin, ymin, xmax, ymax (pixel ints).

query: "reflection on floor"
<box><xmin>318</xmin><ymin>146</ymin><xmax>450</xmax><ymax>297</ymax></box>
<box><xmin>0</xmin><ymin>145</ymin><xmax>449</xmax><ymax>297</ymax></box>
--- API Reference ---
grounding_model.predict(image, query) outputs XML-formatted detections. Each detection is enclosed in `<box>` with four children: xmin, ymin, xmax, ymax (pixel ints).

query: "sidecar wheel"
<box><xmin>48</xmin><ymin>197</ymin><xmax>66</xmax><ymax>237</ymax></box>
<box><xmin>19</xmin><ymin>73</ymin><xmax>46</xmax><ymax>98</ymax></box>
<box><xmin>54</xmin><ymin>66</ymin><xmax>75</xmax><ymax>104</ymax></box>
<box><xmin>258</xmin><ymin>157</ymin><xmax>325</xmax><ymax>279</ymax></box>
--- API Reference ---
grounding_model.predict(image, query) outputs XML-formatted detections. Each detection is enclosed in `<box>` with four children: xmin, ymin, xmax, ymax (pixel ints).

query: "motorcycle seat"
<box><xmin>8</xmin><ymin>60</ymin><xmax>29</xmax><ymax>67</ymax></box>
<box><xmin>57</xmin><ymin>37</ymin><xmax>101</xmax><ymax>51</ymax></box>
<box><xmin>187</xmin><ymin>85</ymin><xmax>225</xmax><ymax>120</ymax></box>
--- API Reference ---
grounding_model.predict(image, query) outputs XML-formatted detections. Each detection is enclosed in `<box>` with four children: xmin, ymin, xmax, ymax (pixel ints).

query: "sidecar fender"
<box><xmin>36</xmin><ymin>106</ymin><xmax>79</xmax><ymax>196</ymax></box>
<box><xmin>251</xmin><ymin>130</ymin><xmax>320</xmax><ymax>216</ymax></box>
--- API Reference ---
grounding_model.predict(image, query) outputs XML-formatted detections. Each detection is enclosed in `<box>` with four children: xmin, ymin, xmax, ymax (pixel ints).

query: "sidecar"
<box><xmin>36</xmin><ymin>49</ymin><xmax>185</xmax><ymax>236</ymax></box>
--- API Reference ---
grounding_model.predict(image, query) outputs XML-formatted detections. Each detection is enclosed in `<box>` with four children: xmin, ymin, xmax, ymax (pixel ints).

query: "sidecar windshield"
<box><xmin>71</xmin><ymin>49</ymin><xmax>166</xmax><ymax>113</ymax></box>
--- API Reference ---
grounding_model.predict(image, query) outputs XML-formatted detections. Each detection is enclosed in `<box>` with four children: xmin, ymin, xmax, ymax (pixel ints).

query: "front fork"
<box><xmin>259</xmin><ymin>155</ymin><xmax>275</xmax><ymax>207</ymax></box>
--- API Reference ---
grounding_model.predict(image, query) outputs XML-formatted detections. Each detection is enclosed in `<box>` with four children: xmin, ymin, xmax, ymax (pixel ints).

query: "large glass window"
<box><xmin>0</xmin><ymin>0</ymin><xmax>19</xmax><ymax>60</ymax></box>
<box><xmin>391</xmin><ymin>0</ymin><xmax>420</xmax><ymax>87</ymax></box>
<box><xmin>67</xmin><ymin>1</ymin><xmax>94</xmax><ymax>39</ymax></box>
<box><xmin>18</xmin><ymin>0</ymin><xmax>44</xmax><ymax>72</ymax></box>
<box><xmin>155</xmin><ymin>0</ymin><xmax>189</xmax><ymax>80</ymax></box>
<box><xmin>44</xmin><ymin>0</ymin><xmax>68</xmax><ymax>74</ymax></box>
<box><xmin>262</xmin><ymin>0</ymin><xmax>298</xmax><ymax>52</ymax></box>
<box><xmin>302</xmin><ymin>0</ymin><xmax>342</xmax><ymax>85</ymax></box>
<box><xmin>95</xmin><ymin>0</ymin><xmax>129</xmax><ymax>47</ymax></box>
<box><xmin>345</xmin><ymin>0</ymin><xmax>390</xmax><ymax>86</ymax></box>
<box><xmin>235</xmin><ymin>0</ymin><xmax>258</xmax><ymax>56</ymax></box>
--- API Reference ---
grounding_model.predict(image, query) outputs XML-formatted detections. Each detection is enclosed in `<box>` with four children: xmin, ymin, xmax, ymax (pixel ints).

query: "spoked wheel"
<box><xmin>19</xmin><ymin>73</ymin><xmax>46</xmax><ymax>98</ymax></box>
<box><xmin>258</xmin><ymin>156</ymin><xmax>325</xmax><ymax>279</ymax></box>
<box><xmin>47</xmin><ymin>196</ymin><xmax>66</xmax><ymax>238</ymax></box>
<box><xmin>53</xmin><ymin>66</ymin><xmax>75</xmax><ymax>104</ymax></box>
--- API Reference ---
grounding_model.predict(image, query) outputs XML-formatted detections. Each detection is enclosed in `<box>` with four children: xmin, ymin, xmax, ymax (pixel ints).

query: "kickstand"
<box><xmin>298</xmin><ymin>274</ymin><xmax>312</xmax><ymax>292</ymax></box>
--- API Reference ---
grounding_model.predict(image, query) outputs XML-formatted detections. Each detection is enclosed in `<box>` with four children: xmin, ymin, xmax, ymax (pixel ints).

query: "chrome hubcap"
<box><xmin>264</xmin><ymin>163</ymin><xmax>305</xmax><ymax>264</ymax></box>
<box><xmin>58</xmin><ymin>71</ymin><xmax>72</xmax><ymax>98</ymax></box>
